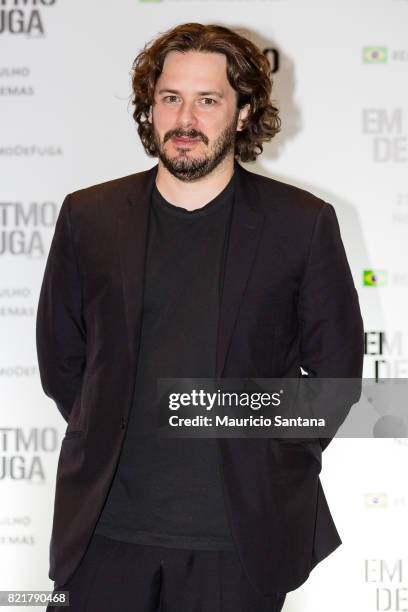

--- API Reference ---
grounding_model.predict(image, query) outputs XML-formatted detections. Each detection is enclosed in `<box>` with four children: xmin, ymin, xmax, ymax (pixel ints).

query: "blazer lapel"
<box><xmin>117</xmin><ymin>161</ymin><xmax>265</xmax><ymax>376</ymax></box>
<box><xmin>117</xmin><ymin>163</ymin><xmax>158</xmax><ymax>360</ymax></box>
<box><xmin>215</xmin><ymin>162</ymin><xmax>264</xmax><ymax>377</ymax></box>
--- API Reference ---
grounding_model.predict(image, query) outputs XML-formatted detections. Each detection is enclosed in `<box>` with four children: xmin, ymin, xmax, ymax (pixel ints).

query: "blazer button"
<box><xmin>120</xmin><ymin>416</ymin><xmax>127</xmax><ymax>430</ymax></box>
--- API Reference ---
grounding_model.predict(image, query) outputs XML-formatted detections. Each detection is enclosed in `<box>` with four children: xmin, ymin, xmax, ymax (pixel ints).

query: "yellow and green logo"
<box><xmin>363</xmin><ymin>270</ymin><xmax>387</xmax><ymax>286</ymax></box>
<box><xmin>364</xmin><ymin>493</ymin><xmax>388</xmax><ymax>508</ymax></box>
<box><xmin>363</xmin><ymin>47</ymin><xmax>388</xmax><ymax>64</ymax></box>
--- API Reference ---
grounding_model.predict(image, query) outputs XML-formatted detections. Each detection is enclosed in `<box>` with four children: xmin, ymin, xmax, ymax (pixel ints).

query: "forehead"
<box><xmin>156</xmin><ymin>50</ymin><xmax>231</xmax><ymax>92</ymax></box>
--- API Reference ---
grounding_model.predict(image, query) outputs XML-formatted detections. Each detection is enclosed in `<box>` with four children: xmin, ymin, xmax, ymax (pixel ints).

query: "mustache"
<box><xmin>164</xmin><ymin>129</ymin><xmax>209</xmax><ymax>145</ymax></box>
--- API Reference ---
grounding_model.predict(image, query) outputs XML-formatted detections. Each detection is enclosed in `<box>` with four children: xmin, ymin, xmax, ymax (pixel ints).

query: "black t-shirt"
<box><xmin>94</xmin><ymin>172</ymin><xmax>236</xmax><ymax>550</ymax></box>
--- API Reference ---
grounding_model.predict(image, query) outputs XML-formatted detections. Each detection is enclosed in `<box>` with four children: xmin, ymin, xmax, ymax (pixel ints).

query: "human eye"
<box><xmin>200</xmin><ymin>98</ymin><xmax>217</xmax><ymax>106</ymax></box>
<box><xmin>163</xmin><ymin>95</ymin><xmax>180</xmax><ymax>103</ymax></box>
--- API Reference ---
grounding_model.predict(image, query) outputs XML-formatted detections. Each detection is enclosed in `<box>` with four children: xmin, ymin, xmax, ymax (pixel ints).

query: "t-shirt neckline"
<box><xmin>152</xmin><ymin>172</ymin><xmax>235</xmax><ymax>219</ymax></box>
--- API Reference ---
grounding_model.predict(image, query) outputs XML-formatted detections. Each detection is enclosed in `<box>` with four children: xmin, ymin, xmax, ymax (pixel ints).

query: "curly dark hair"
<box><xmin>131</xmin><ymin>23</ymin><xmax>281</xmax><ymax>163</ymax></box>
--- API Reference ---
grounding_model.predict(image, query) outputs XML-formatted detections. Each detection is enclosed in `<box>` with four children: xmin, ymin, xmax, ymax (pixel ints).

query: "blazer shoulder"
<box><xmin>66</xmin><ymin>167</ymin><xmax>154</xmax><ymax>209</ymax></box>
<box><xmin>241</xmin><ymin>165</ymin><xmax>328</xmax><ymax>218</ymax></box>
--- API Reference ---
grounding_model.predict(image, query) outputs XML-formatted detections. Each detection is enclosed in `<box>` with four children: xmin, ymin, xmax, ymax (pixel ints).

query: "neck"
<box><xmin>155</xmin><ymin>155</ymin><xmax>235</xmax><ymax>211</ymax></box>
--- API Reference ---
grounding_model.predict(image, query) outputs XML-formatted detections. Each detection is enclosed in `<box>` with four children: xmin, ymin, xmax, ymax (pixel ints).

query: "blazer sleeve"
<box><xmin>297</xmin><ymin>202</ymin><xmax>364</xmax><ymax>451</ymax></box>
<box><xmin>35</xmin><ymin>193</ymin><xmax>87</xmax><ymax>423</ymax></box>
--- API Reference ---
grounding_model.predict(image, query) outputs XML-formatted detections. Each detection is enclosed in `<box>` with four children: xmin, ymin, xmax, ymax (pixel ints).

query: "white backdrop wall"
<box><xmin>1</xmin><ymin>1</ymin><xmax>407</xmax><ymax>610</ymax></box>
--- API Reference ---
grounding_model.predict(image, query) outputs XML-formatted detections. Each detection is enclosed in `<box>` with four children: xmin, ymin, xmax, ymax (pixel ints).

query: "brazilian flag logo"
<box><xmin>363</xmin><ymin>47</ymin><xmax>388</xmax><ymax>64</ymax></box>
<box><xmin>364</xmin><ymin>493</ymin><xmax>388</xmax><ymax>508</ymax></box>
<box><xmin>363</xmin><ymin>270</ymin><xmax>387</xmax><ymax>286</ymax></box>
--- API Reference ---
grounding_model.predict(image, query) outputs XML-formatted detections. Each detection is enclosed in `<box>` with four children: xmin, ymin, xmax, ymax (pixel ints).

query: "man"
<box><xmin>36</xmin><ymin>22</ymin><xmax>364</xmax><ymax>612</ymax></box>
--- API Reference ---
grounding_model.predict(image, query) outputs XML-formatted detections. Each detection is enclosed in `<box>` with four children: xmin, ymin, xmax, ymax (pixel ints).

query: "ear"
<box><xmin>237</xmin><ymin>103</ymin><xmax>250</xmax><ymax>131</ymax></box>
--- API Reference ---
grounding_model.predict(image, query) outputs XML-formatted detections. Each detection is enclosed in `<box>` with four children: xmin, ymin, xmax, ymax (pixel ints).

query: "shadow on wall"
<box><xmin>228</xmin><ymin>24</ymin><xmax>383</xmax><ymax>345</ymax></box>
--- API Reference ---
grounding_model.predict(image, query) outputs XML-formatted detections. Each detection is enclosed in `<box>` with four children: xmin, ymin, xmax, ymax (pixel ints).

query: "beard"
<box><xmin>152</xmin><ymin>109</ymin><xmax>240</xmax><ymax>182</ymax></box>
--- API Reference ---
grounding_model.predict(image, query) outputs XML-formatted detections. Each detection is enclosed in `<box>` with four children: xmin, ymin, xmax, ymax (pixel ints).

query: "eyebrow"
<box><xmin>157</xmin><ymin>88</ymin><xmax>224</xmax><ymax>97</ymax></box>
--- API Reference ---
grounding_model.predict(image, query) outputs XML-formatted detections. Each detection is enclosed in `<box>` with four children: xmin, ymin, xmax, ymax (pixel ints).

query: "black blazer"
<box><xmin>36</xmin><ymin>161</ymin><xmax>364</xmax><ymax>595</ymax></box>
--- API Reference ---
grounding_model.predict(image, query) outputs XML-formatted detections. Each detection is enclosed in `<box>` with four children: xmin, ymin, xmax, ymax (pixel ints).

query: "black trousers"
<box><xmin>47</xmin><ymin>533</ymin><xmax>286</xmax><ymax>612</ymax></box>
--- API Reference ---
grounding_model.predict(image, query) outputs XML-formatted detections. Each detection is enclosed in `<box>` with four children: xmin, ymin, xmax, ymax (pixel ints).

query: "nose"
<box><xmin>176</xmin><ymin>101</ymin><xmax>198</xmax><ymax>129</ymax></box>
